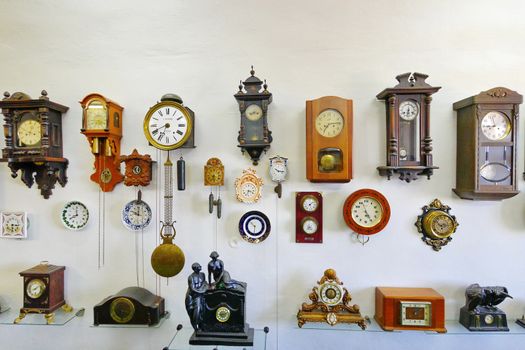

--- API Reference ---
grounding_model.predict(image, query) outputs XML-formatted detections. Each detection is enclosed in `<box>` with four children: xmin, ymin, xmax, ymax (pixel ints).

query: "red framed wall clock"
<box><xmin>295</xmin><ymin>192</ymin><xmax>323</xmax><ymax>243</ymax></box>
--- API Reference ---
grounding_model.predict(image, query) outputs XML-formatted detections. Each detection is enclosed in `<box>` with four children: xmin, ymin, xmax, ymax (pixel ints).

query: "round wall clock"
<box><xmin>235</xmin><ymin>168</ymin><xmax>263</xmax><ymax>203</ymax></box>
<box><xmin>122</xmin><ymin>199</ymin><xmax>152</xmax><ymax>231</ymax></box>
<box><xmin>415</xmin><ymin>198</ymin><xmax>459</xmax><ymax>251</ymax></box>
<box><xmin>238</xmin><ymin>211</ymin><xmax>271</xmax><ymax>244</ymax></box>
<box><xmin>61</xmin><ymin>201</ymin><xmax>89</xmax><ymax>230</ymax></box>
<box><xmin>343</xmin><ymin>189</ymin><xmax>390</xmax><ymax>237</ymax></box>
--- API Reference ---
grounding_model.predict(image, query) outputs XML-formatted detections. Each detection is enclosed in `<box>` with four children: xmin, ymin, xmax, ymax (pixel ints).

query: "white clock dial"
<box><xmin>26</xmin><ymin>279</ymin><xmax>46</xmax><ymax>299</ymax></box>
<box><xmin>399</xmin><ymin>101</ymin><xmax>419</xmax><ymax>121</ymax></box>
<box><xmin>301</xmin><ymin>196</ymin><xmax>319</xmax><ymax>212</ymax></box>
<box><xmin>302</xmin><ymin>218</ymin><xmax>318</xmax><ymax>235</ymax></box>
<box><xmin>270</xmin><ymin>161</ymin><xmax>287</xmax><ymax>182</ymax></box>
<box><xmin>239</xmin><ymin>211</ymin><xmax>271</xmax><ymax>243</ymax></box>
<box><xmin>481</xmin><ymin>111</ymin><xmax>510</xmax><ymax>140</ymax></box>
<box><xmin>122</xmin><ymin>200</ymin><xmax>152</xmax><ymax>231</ymax></box>
<box><xmin>61</xmin><ymin>201</ymin><xmax>89</xmax><ymax>230</ymax></box>
<box><xmin>4</xmin><ymin>216</ymin><xmax>22</xmax><ymax>235</ymax></box>
<box><xmin>145</xmin><ymin>102</ymin><xmax>192</xmax><ymax>150</ymax></box>
<box><xmin>351</xmin><ymin>196</ymin><xmax>383</xmax><ymax>228</ymax></box>
<box><xmin>315</xmin><ymin>109</ymin><xmax>344</xmax><ymax>137</ymax></box>
<box><xmin>241</xmin><ymin>182</ymin><xmax>257</xmax><ymax>199</ymax></box>
<box><xmin>319</xmin><ymin>282</ymin><xmax>343</xmax><ymax>305</ymax></box>
<box><xmin>245</xmin><ymin>104</ymin><xmax>263</xmax><ymax>121</ymax></box>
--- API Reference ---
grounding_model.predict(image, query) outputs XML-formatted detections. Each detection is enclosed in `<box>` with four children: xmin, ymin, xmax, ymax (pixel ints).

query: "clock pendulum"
<box><xmin>204</xmin><ymin>158</ymin><xmax>224</xmax><ymax>219</ymax></box>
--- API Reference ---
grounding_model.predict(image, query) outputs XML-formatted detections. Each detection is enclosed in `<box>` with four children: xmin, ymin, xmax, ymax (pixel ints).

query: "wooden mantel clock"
<box><xmin>453</xmin><ymin>87</ymin><xmax>522</xmax><ymax>200</ymax></box>
<box><xmin>234</xmin><ymin>66</ymin><xmax>273</xmax><ymax>165</ymax></box>
<box><xmin>0</xmin><ymin>90</ymin><xmax>69</xmax><ymax>199</ymax></box>
<box><xmin>80</xmin><ymin>93</ymin><xmax>124</xmax><ymax>192</ymax></box>
<box><xmin>376</xmin><ymin>73</ymin><xmax>441</xmax><ymax>182</ymax></box>
<box><xmin>306</xmin><ymin>96</ymin><xmax>353</xmax><ymax>182</ymax></box>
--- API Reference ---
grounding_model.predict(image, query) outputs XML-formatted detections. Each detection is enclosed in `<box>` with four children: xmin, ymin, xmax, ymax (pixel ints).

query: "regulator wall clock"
<box><xmin>306</xmin><ymin>96</ymin><xmax>353</xmax><ymax>182</ymax></box>
<box><xmin>238</xmin><ymin>211</ymin><xmax>271</xmax><ymax>244</ymax></box>
<box><xmin>235</xmin><ymin>168</ymin><xmax>263</xmax><ymax>203</ymax></box>
<box><xmin>14</xmin><ymin>262</ymin><xmax>73</xmax><ymax>324</ymax></box>
<box><xmin>61</xmin><ymin>201</ymin><xmax>89</xmax><ymax>231</ymax></box>
<box><xmin>269</xmin><ymin>155</ymin><xmax>288</xmax><ymax>198</ymax></box>
<box><xmin>234</xmin><ymin>66</ymin><xmax>273</xmax><ymax>165</ymax></box>
<box><xmin>453</xmin><ymin>87</ymin><xmax>522</xmax><ymax>200</ymax></box>
<box><xmin>297</xmin><ymin>269</ymin><xmax>366</xmax><ymax>329</ymax></box>
<box><xmin>204</xmin><ymin>158</ymin><xmax>224</xmax><ymax>218</ymax></box>
<box><xmin>0</xmin><ymin>211</ymin><xmax>28</xmax><ymax>239</ymax></box>
<box><xmin>343</xmin><ymin>189</ymin><xmax>390</xmax><ymax>244</ymax></box>
<box><xmin>0</xmin><ymin>90</ymin><xmax>68</xmax><ymax>199</ymax></box>
<box><xmin>376</xmin><ymin>73</ymin><xmax>441</xmax><ymax>182</ymax></box>
<box><xmin>80</xmin><ymin>93</ymin><xmax>124</xmax><ymax>192</ymax></box>
<box><xmin>295</xmin><ymin>192</ymin><xmax>322</xmax><ymax>244</ymax></box>
<box><xmin>415</xmin><ymin>199</ymin><xmax>458</xmax><ymax>251</ymax></box>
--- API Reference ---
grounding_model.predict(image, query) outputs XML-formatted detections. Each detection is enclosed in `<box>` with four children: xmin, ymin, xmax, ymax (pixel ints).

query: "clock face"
<box><xmin>301</xmin><ymin>195</ymin><xmax>319</xmax><ymax>212</ymax></box>
<box><xmin>1</xmin><ymin>212</ymin><xmax>27</xmax><ymax>238</ymax></box>
<box><xmin>319</xmin><ymin>282</ymin><xmax>343</xmax><ymax>306</ymax></box>
<box><xmin>430</xmin><ymin>213</ymin><xmax>455</xmax><ymax>238</ymax></box>
<box><xmin>315</xmin><ymin>109</ymin><xmax>344</xmax><ymax>138</ymax></box>
<box><xmin>61</xmin><ymin>201</ymin><xmax>89</xmax><ymax>230</ymax></box>
<box><xmin>205</xmin><ymin>168</ymin><xmax>224</xmax><ymax>185</ymax></box>
<box><xmin>481</xmin><ymin>111</ymin><xmax>511</xmax><ymax>140</ymax></box>
<box><xmin>110</xmin><ymin>297</ymin><xmax>135</xmax><ymax>324</ymax></box>
<box><xmin>399</xmin><ymin>101</ymin><xmax>419</xmax><ymax>121</ymax></box>
<box><xmin>144</xmin><ymin>102</ymin><xmax>192</xmax><ymax>150</ymax></box>
<box><xmin>85</xmin><ymin>101</ymin><xmax>108</xmax><ymax>130</ymax></box>
<box><xmin>17</xmin><ymin>119</ymin><xmax>42</xmax><ymax>147</ymax></box>
<box><xmin>351</xmin><ymin>196</ymin><xmax>383</xmax><ymax>228</ymax></box>
<box><xmin>343</xmin><ymin>189</ymin><xmax>391</xmax><ymax>236</ymax></box>
<box><xmin>269</xmin><ymin>158</ymin><xmax>287</xmax><ymax>182</ymax></box>
<box><xmin>400</xmin><ymin>301</ymin><xmax>431</xmax><ymax>326</ymax></box>
<box><xmin>216</xmin><ymin>306</ymin><xmax>231</xmax><ymax>323</ymax></box>
<box><xmin>132</xmin><ymin>165</ymin><xmax>142</xmax><ymax>175</ymax></box>
<box><xmin>241</xmin><ymin>182</ymin><xmax>257</xmax><ymax>199</ymax></box>
<box><xmin>26</xmin><ymin>279</ymin><xmax>46</xmax><ymax>299</ymax></box>
<box><xmin>122</xmin><ymin>200</ymin><xmax>152</xmax><ymax>231</ymax></box>
<box><xmin>245</xmin><ymin>104</ymin><xmax>263</xmax><ymax>121</ymax></box>
<box><xmin>235</xmin><ymin>169</ymin><xmax>263</xmax><ymax>203</ymax></box>
<box><xmin>301</xmin><ymin>217</ymin><xmax>318</xmax><ymax>235</ymax></box>
<box><xmin>239</xmin><ymin>211</ymin><xmax>271</xmax><ymax>243</ymax></box>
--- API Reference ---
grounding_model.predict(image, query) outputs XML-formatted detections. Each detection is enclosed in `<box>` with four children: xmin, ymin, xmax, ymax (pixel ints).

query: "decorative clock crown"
<box><xmin>235</xmin><ymin>66</ymin><xmax>271</xmax><ymax>97</ymax></box>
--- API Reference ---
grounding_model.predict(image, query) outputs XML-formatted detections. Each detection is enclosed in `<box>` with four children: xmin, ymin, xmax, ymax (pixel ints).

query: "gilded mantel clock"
<box><xmin>306</xmin><ymin>96</ymin><xmax>353</xmax><ymax>182</ymax></box>
<box><xmin>234</xmin><ymin>66</ymin><xmax>272</xmax><ymax>165</ymax></box>
<box><xmin>0</xmin><ymin>90</ymin><xmax>69</xmax><ymax>199</ymax></box>
<box><xmin>453</xmin><ymin>87</ymin><xmax>522</xmax><ymax>200</ymax></box>
<box><xmin>80</xmin><ymin>93</ymin><xmax>124</xmax><ymax>192</ymax></box>
<box><xmin>376</xmin><ymin>73</ymin><xmax>441</xmax><ymax>182</ymax></box>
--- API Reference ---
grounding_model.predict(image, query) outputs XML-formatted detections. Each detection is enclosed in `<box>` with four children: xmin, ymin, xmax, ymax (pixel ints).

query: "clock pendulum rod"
<box><xmin>97</xmin><ymin>153</ymin><xmax>107</xmax><ymax>269</ymax></box>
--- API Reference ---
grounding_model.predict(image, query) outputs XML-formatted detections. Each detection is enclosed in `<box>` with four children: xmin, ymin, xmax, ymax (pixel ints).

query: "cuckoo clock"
<box><xmin>80</xmin><ymin>93</ymin><xmax>124</xmax><ymax>192</ymax></box>
<box><xmin>234</xmin><ymin>66</ymin><xmax>273</xmax><ymax>165</ymax></box>
<box><xmin>0</xmin><ymin>90</ymin><xmax>68</xmax><ymax>199</ymax></box>
<box><xmin>376</xmin><ymin>73</ymin><xmax>441</xmax><ymax>182</ymax></box>
<box><xmin>453</xmin><ymin>87</ymin><xmax>522</xmax><ymax>200</ymax></box>
<box><xmin>120</xmin><ymin>149</ymin><xmax>153</xmax><ymax>187</ymax></box>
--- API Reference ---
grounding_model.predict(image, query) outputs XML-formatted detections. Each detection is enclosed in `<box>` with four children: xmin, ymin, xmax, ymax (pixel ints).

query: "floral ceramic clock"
<box><xmin>0</xmin><ymin>211</ymin><xmax>28</xmax><ymax>238</ymax></box>
<box><xmin>61</xmin><ymin>201</ymin><xmax>89</xmax><ymax>230</ymax></box>
<box><xmin>235</xmin><ymin>168</ymin><xmax>263</xmax><ymax>203</ymax></box>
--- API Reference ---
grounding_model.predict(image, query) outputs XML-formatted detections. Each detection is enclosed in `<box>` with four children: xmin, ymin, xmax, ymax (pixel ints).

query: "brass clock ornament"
<box><xmin>0</xmin><ymin>90</ymin><xmax>69</xmax><ymax>199</ymax></box>
<box><xmin>297</xmin><ymin>269</ymin><xmax>366</xmax><ymax>329</ymax></box>
<box><xmin>376</xmin><ymin>73</ymin><xmax>441</xmax><ymax>182</ymax></box>
<box><xmin>235</xmin><ymin>168</ymin><xmax>263</xmax><ymax>203</ymax></box>
<box><xmin>234</xmin><ymin>66</ymin><xmax>273</xmax><ymax>165</ymax></box>
<box><xmin>80</xmin><ymin>93</ymin><xmax>124</xmax><ymax>192</ymax></box>
<box><xmin>204</xmin><ymin>158</ymin><xmax>224</xmax><ymax>218</ymax></box>
<box><xmin>415</xmin><ymin>199</ymin><xmax>458</xmax><ymax>251</ymax></box>
<box><xmin>453</xmin><ymin>87</ymin><xmax>522</xmax><ymax>200</ymax></box>
<box><xmin>269</xmin><ymin>155</ymin><xmax>288</xmax><ymax>198</ymax></box>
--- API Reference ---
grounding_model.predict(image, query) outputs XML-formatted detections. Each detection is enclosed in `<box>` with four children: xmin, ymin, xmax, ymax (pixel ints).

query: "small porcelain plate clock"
<box><xmin>122</xmin><ymin>199</ymin><xmax>152</xmax><ymax>231</ymax></box>
<box><xmin>61</xmin><ymin>201</ymin><xmax>89</xmax><ymax>230</ymax></box>
<box><xmin>238</xmin><ymin>211</ymin><xmax>271</xmax><ymax>244</ymax></box>
<box><xmin>343</xmin><ymin>189</ymin><xmax>390</xmax><ymax>244</ymax></box>
<box><xmin>269</xmin><ymin>155</ymin><xmax>288</xmax><ymax>198</ymax></box>
<box><xmin>0</xmin><ymin>211</ymin><xmax>28</xmax><ymax>239</ymax></box>
<box><xmin>235</xmin><ymin>168</ymin><xmax>263</xmax><ymax>203</ymax></box>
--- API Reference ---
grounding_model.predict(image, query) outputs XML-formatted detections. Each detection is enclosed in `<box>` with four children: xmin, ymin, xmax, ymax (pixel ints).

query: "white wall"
<box><xmin>1</xmin><ymin>0</ymin><xmax>525</xmax><ymax>349</ymax></box>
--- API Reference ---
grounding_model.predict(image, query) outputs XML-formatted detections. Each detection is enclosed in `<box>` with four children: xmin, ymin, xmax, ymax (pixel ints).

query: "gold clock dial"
<box><xmin>216</xmin><ymin>306</ymin><xmax>231</xmax><ymax>322</ymax></box>
<box><xmin>205</xmin><ymin>168</ymin><xmax>223</xmax><ymax>185</ymax></box>
<box><xmin>315</xmin><ymin>109</ymin><xmax>344</xmax><ymax>137</ymax></box>
<box><xmin>26</xmin><ymin>279</ymin><xmax>46</xmax><ymax>299</ymax></box>
<box><xmin>429</xmin><ymin>213</ymin><xmax>455</xmax><ymax>239</ymax></box>
<box><xmin>481</xmin><ymin>111</ymin><xmax>511</xmax><ymax>140</ymax></box>
<box><xmin>17</xmin><ymin>119</ymin><xmax>41</xmax><ymax>146</ymax></box>
<box><xmin>245</xmin><ymin>104</ymin><xmax>263</xmax><ymax>121</ymax></box>
<box><xmin>110</xmin><ymin>297</ymin><xmax>135</xmax><ymax>324</ymax></box>
<box><xmin>351</xmin><ymin>196</ymin><xmax>383</xmax><ymax>228</ymax></box>
<box><xmin>86</xmin><ymin>100</ymin><xmax>108</xmax><ymax>130</ymax></box>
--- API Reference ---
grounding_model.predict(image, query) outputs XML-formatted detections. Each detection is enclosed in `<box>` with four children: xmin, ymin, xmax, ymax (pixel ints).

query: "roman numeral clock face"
<box><xmin>144</xmin><ymin>102</ymin><xmax>192</xmax><ymax>151</ymax></box>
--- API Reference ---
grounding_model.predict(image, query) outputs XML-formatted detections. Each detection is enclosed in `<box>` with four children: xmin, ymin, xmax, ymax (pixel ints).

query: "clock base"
<box><xmin>452</xmin><ymin>188</ymin><xmax>519</xmax><ymax>201</ymax></box>
<box><xmin>460</xmin><ymin>306</ymin><xmax>509</xmax><ymax>331</ymax></box>
<box><xmin>189</xmin><ymin>324</ymin><xmax>254</xmax><ymax>346</ymax></box>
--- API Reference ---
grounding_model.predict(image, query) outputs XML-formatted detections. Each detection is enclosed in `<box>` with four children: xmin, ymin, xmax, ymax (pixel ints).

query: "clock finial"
<box><xmin>40</xmin><ymin>90</ymin><xmax>49</xmax><ymax>100</ymax></box>
<box><xmin>250</xmin><ymin>65</ymin><xmax>255</xmax><ymax>76</ymax></box>
<box><xmin>408</xmin><ymin>73</ymin><xmax>416</xmax><ymax>87</ymax></box>
<box><xmin>238</xmin><ymin>80</ymin><xmax>243</xmax><ymax>93</ymax></box>
<box><xmin>263</xmin><ymin>79</ymin><xmax>268</xmax><ymax>92</ymax></box>
<box><xmin>3</xmin><ymin>91</ymin><xmax>10</xmax><ymax>99</ymax></box>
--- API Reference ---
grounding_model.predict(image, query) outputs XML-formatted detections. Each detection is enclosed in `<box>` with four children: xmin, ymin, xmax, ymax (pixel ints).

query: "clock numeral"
<box><xmin>178</xmin><ymin>123</ymin><xmax>185</xmax><ymax>127</ymax></box>
<box><xmin>177</xmin><ymin>116</ymin><xmax>183</xmax><ymax>121</ymax></box>
<box><xmin>158</xmin><ymin>133</ymin><xmax>164</xmax><ymax>141</ymax></box>
<box><xmin>158</xmin><ymin>110</ymin><xmax>163</xmax><ymax>117</ymax></box>
<box><xmin>166</xmin><ymin>136</ymin><xmax>170</xmax><ymax>144</ymax></box>
<box><xmin>150</xmin><ymin>124</ymin><xmax>157</xmax><ymax>128</ymax></box>
<box><xmin>176</xmin><ymin>130</ymin><xmax>183</xmax><ymax>136</ymax></box>
<box><xmin>166</xmin><ymin>108</ymin><xmax>170</xmax><ymax>115</ymax></box>
<box><xmin>152</xmin><ymin>129</ymin><xmax>159</xmax><ymax>136</ymax></box>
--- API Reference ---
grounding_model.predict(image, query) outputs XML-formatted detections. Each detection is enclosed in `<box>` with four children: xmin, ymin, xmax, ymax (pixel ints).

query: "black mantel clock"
<box><xmin>234</xmin><ymin>66</ymin><xmax>273</xmax><ymax>165</ymax></box>
<box><xmin>0</xmin><ymin>90</ymin><xmax>69</xmax><ymax>199</ymax></box>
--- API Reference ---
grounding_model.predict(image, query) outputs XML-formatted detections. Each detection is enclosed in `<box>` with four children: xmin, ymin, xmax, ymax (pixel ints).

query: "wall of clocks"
<box><xmin>1</xmin><ymin>1</ymin><xmax>525</xmax><ymax>350</ymax></box>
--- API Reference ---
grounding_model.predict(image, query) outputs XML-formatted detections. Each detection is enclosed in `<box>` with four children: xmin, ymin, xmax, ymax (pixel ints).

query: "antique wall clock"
<box><xmin>204</xmin><ymin>158</ymin><xmax>224</xmax><ymax>218</ymax></box>
<box><xmin>269</xmin><ymin>155</ymin><xmax>288</xmax><ymax>198</ymax></box>
<box><xmin>0</xmin><ymin>211</ymin><xmax>28</xmax><ymax>239</ymax></box>
<box><xmin>235</xmin><ymin>168</ymin><xmax>263</xmax><ymax>203</ymax></box>
<box><xmin>453</xmin><ymin>87</ymin><xmax>522</xmax><ymax>200</ymax></box>
<box><xmin>120</xmin><ymin>149</ymin><xmax>153</xmax><ymax>187</ymax></box>
<box><xmin>306</xmin><ymin>96</ymin><xmax>353</xmax><ymax>182</ymax></box>
<box><xmin>376</xmin><ymin>73</ymin><xmax>441</xmax><ymax>182</ymax></box>
<box><xmin>295</xmin><ymin>192</ymin><xmax>323</xmax><ymax>244</ymax></box>
<box><xmin>238</xmin><ymin>211</ymin><xmax>271</xmax><ymax>244</ymax></box>
<box><xmin>0</xmin><ymin>90</ymin><xmax>69</xmax><ymax>199</ymax></box>
<box><xmin>14</xmin><ymin>262</ymin><xmax>72</xmax><ymax>324</ymax></box>
<box><xmin>297</xmin><ymin>269</ymin><xmax>366</xmax><ymax>329</ymax></box>
<box><xmin>61</xmin><ymin>201</ymin><xmax>89</xmax><ymax>231</ymax></box>
<box><xmin>80</xmin><ymin>93</ymin><xmax>124</xmax><ymax>192</ymax></box>
<box><xmin>234</xmin><ymin>66</ymin><xmax>273</xmax><ymax>165</ymax></box>
<box><xmin>415</xmin><ymin>199</ymin><xmax>458</xmax><ymax>251</ymax></box>
<box><xmin>343</xmin><ymin>189</ymin><xmax>390</xmax><ymax>244</ymax></box>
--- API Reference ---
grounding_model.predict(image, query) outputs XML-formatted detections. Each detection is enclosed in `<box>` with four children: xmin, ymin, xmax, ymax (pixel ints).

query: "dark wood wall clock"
<box><xmin>0</xmin><ymin>90</ymin><xmax>69</xmax><ymax>199</ymax></box>
<box><xmin>234</xmin><ymin>66</ymin><xmax>273</xmax><ymax>165</ymax></box>
<box><xmin>306</xmin><ymin>96</ymin><xmax>353</xmax><ymax>183</ymax></box>
<box><xmin>80</xmin><ymin>93</ymin><xmax>124</xmax><ymax>192</ymax></box>
<box><xmin>453</xmin><ymin>87</ymin><xmax>522</xmax><ymax>200</ymax></box>
<box><xmin>295</xmin><ymin>192</ymin><xmax>323</xmax><ymax>243</ymax></box>
<box><xmin>376</xmin><ymin>73</ymin><xmax>441</xmax><ymax>182</ymax></box>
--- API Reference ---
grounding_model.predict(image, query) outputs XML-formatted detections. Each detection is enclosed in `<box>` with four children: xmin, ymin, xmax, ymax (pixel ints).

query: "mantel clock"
<box><xmin>0</xmin><ymin>90</ymin><xmax>69</xmax><ymax>199</ymax></box>
<box><xmin>453</xmin><ymin>87</ymin><xmax>522</xmax><ymax>200</ymax></box>
<box><xmin>234</xmin><ymin>66</ymin><xmax>272</xmax><ymax>165</ymax></box>
<box><xmin>376</xmin><ymin>73</ymin><xmax>441</xmax><ymax>182</ymax></box>
<box><xmin>80</xmin><ymin>93</ymin><xmax>124</xmax><ymax>192</ymax></box>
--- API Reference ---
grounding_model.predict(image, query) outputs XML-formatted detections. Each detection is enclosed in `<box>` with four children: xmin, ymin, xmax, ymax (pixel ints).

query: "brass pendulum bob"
<box><xmin>151</xmin><ymin>223</ymin><xmax>185</xmax><ymax>278</ymax></box>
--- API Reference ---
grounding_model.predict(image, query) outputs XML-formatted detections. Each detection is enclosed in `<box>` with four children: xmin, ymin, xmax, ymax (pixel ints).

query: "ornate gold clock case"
<box><xmin>204</xmin><ymin>158</ymin><xmax>224</xmax><ymax>218</ymax></box>
<box><xmin>235</xmin><ymin>168</ymin><xmax>263</xmax><ymax>203</ymax></box>
<box><xmin>415</xmin><ymin>199</ymin><xmax>458</xmax><ymax>251</ymax></box>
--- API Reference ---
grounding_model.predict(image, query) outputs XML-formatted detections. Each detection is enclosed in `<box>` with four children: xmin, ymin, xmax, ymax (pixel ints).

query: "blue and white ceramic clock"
<box><xmin>238</xmin><ymin>210</ymin><xmax>271</xmax><ymax>244</ymax></box>
<box><xmin>122</xmin><ymin>199</ymin><xmax>152</xmax><ymax>231</ymax></box>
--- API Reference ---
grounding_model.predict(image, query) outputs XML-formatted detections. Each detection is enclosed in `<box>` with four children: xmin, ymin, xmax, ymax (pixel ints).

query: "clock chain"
<box><xmin>155</xmin><ymin>149</ymin><xmax>162</xmax><ymax>296</ymax></box>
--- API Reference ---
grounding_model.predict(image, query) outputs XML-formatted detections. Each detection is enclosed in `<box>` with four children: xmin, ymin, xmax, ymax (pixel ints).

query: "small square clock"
<box><xmin>0</xmin><ymin>211</ymin><xmax>28</xmax><ymax>239</ymax></box>
<box><xmin>400</xmin><ymin>301</ymin><xmax>431</xmax><ymax>326</ymax></box>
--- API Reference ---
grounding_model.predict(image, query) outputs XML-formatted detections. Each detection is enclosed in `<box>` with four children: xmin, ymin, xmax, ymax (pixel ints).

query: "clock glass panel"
<box><xmin>398</xmin><ymin>99</ymin><xmax>420</xmax><ymax>162</ymax></box>
<box><xmin>315</xmin><ymin>109</ymin><xmax>344</xmax><ymax>138</ymax></box>
<box><xmin>144</xmin><ymin>102</ymin><xmax>192</xmax><ymax>150</ymax></box>
<box><xmin>86</xmin><ymin>100</ymin><xmax>108</xmax><ymax>130</ymax></box>
<box><xmin>478</xmin><ymin>146</ymin><xmax>512</xmax><ymax>185</ymax></box>
<box><xmin>245</xmin><ymin>104</ymin><xmax>263</xmax><ymax>121</ymax></box>
<box><xmin>481</xmin><ymin>111</ymin><xmax>511</xmax><ymax>141</ymax></box>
